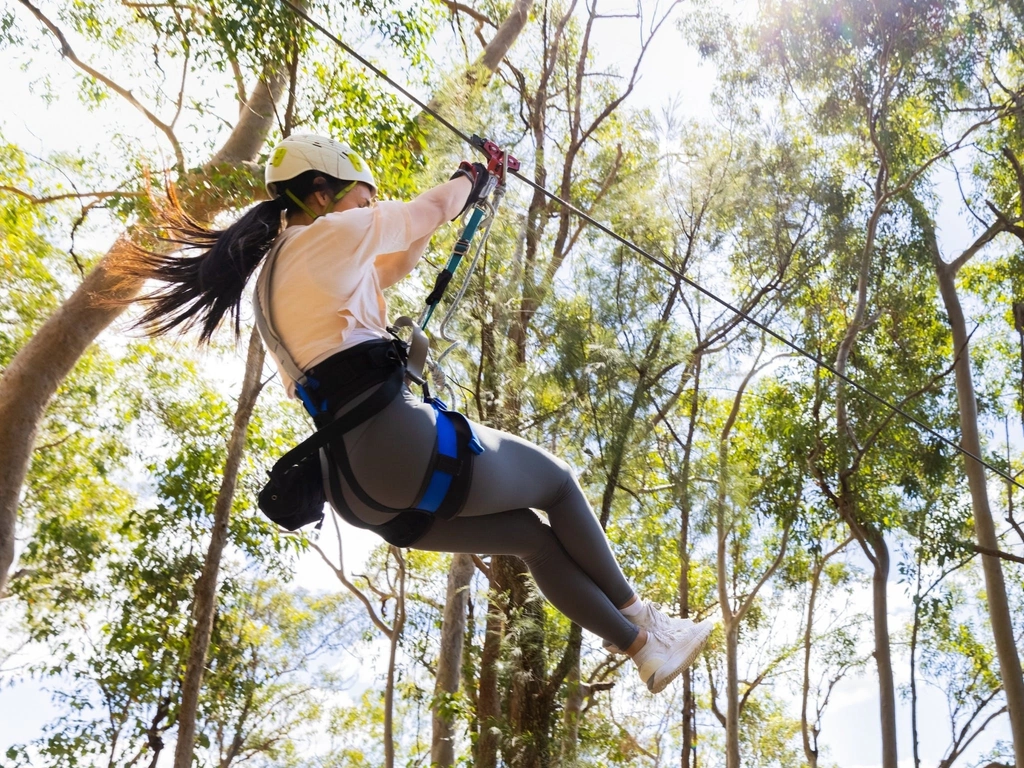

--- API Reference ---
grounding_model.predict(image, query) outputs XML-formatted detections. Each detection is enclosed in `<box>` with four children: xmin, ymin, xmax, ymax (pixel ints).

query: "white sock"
<box><xmin>620</xmin><ymin>598</ymin><xmax>644</xmax><ymax>618</ymax></box>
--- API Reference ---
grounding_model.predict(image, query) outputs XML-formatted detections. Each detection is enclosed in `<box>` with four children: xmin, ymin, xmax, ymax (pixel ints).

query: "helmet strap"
<box><xmin>285</xmin><ymin>180</ymin><xmax>358</xmax><ymax>221</ymax></box>
<box><xmin>334</xmin><ymin>180</ymin><xmax>357</xmax><ymax>201</ymax></box>
<box><xmin>285</xmin><ymin>188</ymin><xmax>322</xmax><ymax>220</ymax></box>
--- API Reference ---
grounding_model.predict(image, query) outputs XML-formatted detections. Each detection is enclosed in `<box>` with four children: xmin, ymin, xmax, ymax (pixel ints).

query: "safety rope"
<box><xmin>275</xmin><ymin>0</ymin><xmax>1024</xmax><ymax>494</ymax></box>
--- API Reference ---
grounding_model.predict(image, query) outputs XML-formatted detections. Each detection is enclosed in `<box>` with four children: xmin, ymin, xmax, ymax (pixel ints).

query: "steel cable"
<box><xmin>276</xmin><ymin>0</ymin><xmax>1024</xmax><ymax>493</ymax></box>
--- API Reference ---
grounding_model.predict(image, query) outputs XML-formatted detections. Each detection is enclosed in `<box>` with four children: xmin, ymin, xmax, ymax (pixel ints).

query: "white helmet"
<box><xmin>265</xmin><ymin>133</ymin><xmax>377</xmax><ymax>197</ymax></box>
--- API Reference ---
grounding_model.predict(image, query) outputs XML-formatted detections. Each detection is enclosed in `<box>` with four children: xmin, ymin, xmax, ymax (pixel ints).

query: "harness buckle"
<box><xmin>434</xmin><ymin>454</ymin><xmax>463</xmax><ymax>476</ymax></box>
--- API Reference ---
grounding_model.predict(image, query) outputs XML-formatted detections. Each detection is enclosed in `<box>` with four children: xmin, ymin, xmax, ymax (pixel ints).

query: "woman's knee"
<box><xmin>546</xmin><ymin>456</ymin><xmax>582</xmax><ymax>506</ymax></box>
<box><xmin>508</xmin><ymin>509</ymin><xmax>565</xmax><ymax>565</ymax></box>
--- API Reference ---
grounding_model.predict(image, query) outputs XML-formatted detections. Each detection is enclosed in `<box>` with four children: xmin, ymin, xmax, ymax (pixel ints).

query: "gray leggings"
<box><xmin>337</xmin><ymin>385</ymin><xmax>640</xmax><ymax>651</ymax></box>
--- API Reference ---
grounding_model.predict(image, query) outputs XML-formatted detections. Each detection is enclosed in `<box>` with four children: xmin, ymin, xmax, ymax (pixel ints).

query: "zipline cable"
<box><xmin>277</xmin><ymin>0</ymin><xmax>1024</xmax><ymax>494</ymax></box>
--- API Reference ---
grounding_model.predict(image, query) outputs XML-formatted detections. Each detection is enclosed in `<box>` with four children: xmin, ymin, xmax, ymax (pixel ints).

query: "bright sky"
<box><xmin>0</xmin><ymin>1</ymin><xmax>1012</xmax><ymax>766</ymax></box>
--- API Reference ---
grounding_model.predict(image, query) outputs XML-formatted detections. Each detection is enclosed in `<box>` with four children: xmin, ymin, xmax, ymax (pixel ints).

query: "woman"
<box><xmin>129</xmin><ymin>133</ymin><xmax>714</xmax><ymax>693</ymax></box>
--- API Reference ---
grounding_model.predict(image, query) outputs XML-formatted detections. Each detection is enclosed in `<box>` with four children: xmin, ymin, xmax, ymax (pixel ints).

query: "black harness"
<box><xmin>301</xmin><ymin>339</ymin><xmax>480</xmax><ymax>546</ymax></box>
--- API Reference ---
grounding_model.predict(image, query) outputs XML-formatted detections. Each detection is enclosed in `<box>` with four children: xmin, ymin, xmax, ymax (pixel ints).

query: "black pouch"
<box><xmin>376</xmin><ymin>510</ymin><xmax>435</xmax><ymax>548</ymax></box>
<box><xmin>258</xmin><ymin>452</ymin><xmax>326</xmax><ymax>531</ymax></box>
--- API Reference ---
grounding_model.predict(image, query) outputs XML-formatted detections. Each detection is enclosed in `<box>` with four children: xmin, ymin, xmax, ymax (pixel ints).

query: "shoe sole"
<box><xmin>647</xmin><ymin>621</ymin><xmax>714</xmax><ymax>694</ymax></box>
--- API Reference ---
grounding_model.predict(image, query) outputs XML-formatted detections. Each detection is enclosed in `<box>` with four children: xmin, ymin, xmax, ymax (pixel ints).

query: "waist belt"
<box><xmin>298</xmin><ymin>338</ymin><xmax>407</xmax><ymax>427</ymax></box>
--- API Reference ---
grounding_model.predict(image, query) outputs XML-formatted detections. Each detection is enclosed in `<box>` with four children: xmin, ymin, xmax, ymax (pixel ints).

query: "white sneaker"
<box><xmin>604</xmin><ymin>601</ymin><xmax>696</xmax><ymax>653</ymax></box>
<box><xmin>631</xmin><ymin>620</ymin><xmax>715</xmax><ymax>694</ymax></box>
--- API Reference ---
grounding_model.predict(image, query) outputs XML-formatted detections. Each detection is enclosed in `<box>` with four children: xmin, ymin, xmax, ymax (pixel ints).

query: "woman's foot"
<box><xmin>629</xmin><ymin>621</ymin><xmax>715</xmax><ymax>693</ymax></box>
<box><xmin>604</xmin><ymin>599</ymin><xmax>697</xmax><ymax>653</ymax></box>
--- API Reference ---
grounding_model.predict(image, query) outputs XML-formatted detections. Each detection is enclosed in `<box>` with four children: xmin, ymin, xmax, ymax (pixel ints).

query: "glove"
<box><xmin>450</xmin><ymin>161</ymin><xmax>493</xmax><ymax>219</ymax></box>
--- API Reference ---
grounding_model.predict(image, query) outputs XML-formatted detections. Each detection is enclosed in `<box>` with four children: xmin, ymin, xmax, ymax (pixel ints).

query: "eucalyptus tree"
<box><xmin>645</xmin><ymin>110</ymin><xmax>826</xmax><ymax>766</ymax></box>
<box><xmin>794</xmin><ymin>533</ymin><xmax>861</xmax><ymax>768</ymax></box>
<box><xmin>174</xmin><ymin>328</ymin><xmax>266</xmax><ymax>768</ymax></box>
<box><xmin>753</xmin><ymin>375</ymin><xmax>866</xmax><ymax>768</ymax></box>
<box><xmin>0</xmin><ymin>0</ymin><xmax>292</xmax><ymax>595</ymax></box>
<box><xmin>709</xmin><ymin>1</ymin><xmax>1024</xmax><ymax>764</ymax></box>
<box><xmin>906</xmin><ymin>180</ymin><xmax>1024</xmax><ymax>763</ymax></box>
<box><xmin>707</xmin><ymin>350</ymin><xmax>796</xmax><ymax>768</ymax></box>
<box><xmin>899</xmin><ymin>7</ymin><xmax>1024</xmax><ymax>755</ymax></box>
<box><xmin>412</xmin><ymin>1</ymin><xmax>690</xmax><ymax>764</ymax></box>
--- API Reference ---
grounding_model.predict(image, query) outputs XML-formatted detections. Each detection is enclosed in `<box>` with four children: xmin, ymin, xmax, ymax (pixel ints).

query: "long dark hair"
<box><xmin>122</xmin><ymin>170</ymin><xmax>349</xmax><ymax>343</ymax></box>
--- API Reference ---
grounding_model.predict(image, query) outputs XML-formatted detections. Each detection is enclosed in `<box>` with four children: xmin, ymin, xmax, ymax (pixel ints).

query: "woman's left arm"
<box><xmin>375</xmin><ymin>232</ymin><xmax>431</xmax><ymax>289</ymax></box>
<box><xmin>374</xmin><ymin>176</ymin><xmax>471</xmax><ymax>288</ymax></box>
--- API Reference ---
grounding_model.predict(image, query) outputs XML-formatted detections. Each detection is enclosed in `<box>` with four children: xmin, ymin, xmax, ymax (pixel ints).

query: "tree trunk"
<box><xmin>716</xmin><ymin>432</ymin><xmax>740</xmax><ymax>768</ymax></box>
<box><xmin>682</xmin><ymin>673</ymin><xmax>695</xmax><ymax>768</ymax></box>
<box><xmin>678</xmin><ymin>358</ymin><xmax>701</xmax><ymax>768</ymax></box>
<box><xmin>935</xmin><ymin>263</ymin><xmax>1024</xmax><ymax>765</ymax></box>
<box><xmin>501</xmin><ymin>555</ymin><xmax>549</xmax><ymax>768</ymax></box>
<box><xmin>384</xmin><ymin>547</ymin><xmax>407</xmax><ymax>768</ymax></box>
<box><xmin>432</xmin><ymin>553</ymin><xmax>475</xmax><ymax>767</ymax></box>
<box><xmin>172</xmin><ymin>329</ymin><xmax>266</xmax><ymax>768</ymax></box>
<box><xmin>0</xmin><ymin>72</ymin><xmax>285</xmax><ymax>595</ymax></box>
<box><xmin>868</xmin><ymin>528</ymin><xmax>898</xmax><ymax>768</ymax></box>
<box><xmin>800</xmin><ymin>563</ymin><xmax>821</xmax><ymax>768</ymax></box>
<box><xmin>909</xmin><ymin>555</ymin><xmax>923</xmax><ymax>768</ymax></box>
<box><xmin>715</xmin><ymin>357</ymin><xmax>765</xmax><ymax>768</ymax></box>
<box><xmin>560</xmin><ymin>661</ymin><xmax>583</xmax><ymax>767</ymax></box>
<box><xmin>475</xmin><ymin>570</ymin><xmax>506</xmax><ymax>768</ymax></box>
<box><xmin>414</xmin><ymin>0</ymin><xmax>534</xmax><ymax>148</ymax></box>
<box><xmin>724</xmin><ymin>622</ymin><xmax>741</xmax><ymax>768</ymax></box>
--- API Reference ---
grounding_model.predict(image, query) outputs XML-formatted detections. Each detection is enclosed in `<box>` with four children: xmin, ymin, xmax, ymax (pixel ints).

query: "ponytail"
<box><xmin>122</xmin><ymin>171</ymin><xmax>348</xmax><ymax>343</ymax></box>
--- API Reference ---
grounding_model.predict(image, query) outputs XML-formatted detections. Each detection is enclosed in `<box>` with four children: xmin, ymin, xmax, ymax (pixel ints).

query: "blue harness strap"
<box><xmin>417</xmin><ymin>399</ymin><xmax>484</xmax><ymax>513</ymax></box>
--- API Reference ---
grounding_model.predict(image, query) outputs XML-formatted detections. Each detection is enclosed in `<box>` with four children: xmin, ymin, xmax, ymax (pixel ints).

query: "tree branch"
<box><xmin>969</xmin><ymin>542</ymin><xmax>1024</xmax><ymax>565</ymax></box>
<box><xmin>0</xmin><ymin>186</ymin><xmax>142</xmax><ymax>205</ymax></box>
<box><xmin>950</xmin><ymin>215</ymin><xmax>1008</xmax><ymax>274</ymax></box>
<box><xmin>853</xmin><ymin>354</ymin><xmax>959</xmax><ymax>470</ymax></box>
<box><xmin>19</xmin><ymin>0</ymin><xmax>186</xmax><ymax>170</ymax></box>
<box><xmin>735</xmin><ymin>523</ymin><xmax>792</xmax><ymax>626</ymax></box>
<box><xmin>310</xmin><ymin>519</ymin><xmax>392</xmax><ymax>636</ymax></box>
<box><xmin>1002</xmin><ymin>146</ymin><xmax>1024</xmax><ymax>213</ymax></box>
<box><xmin>884</xmin><ymin>106</ymin><xmax>1010</xmax><ymax>207</ymax></box>
<box><xmin>440</xmin><ymin>0</ymin><xmax>497</xmax><ymax>28</ymax></box>
<box><xmin>471</xmin><ymin>554</ymin><xmax>491</xmax><ymax>580</ymax></box>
